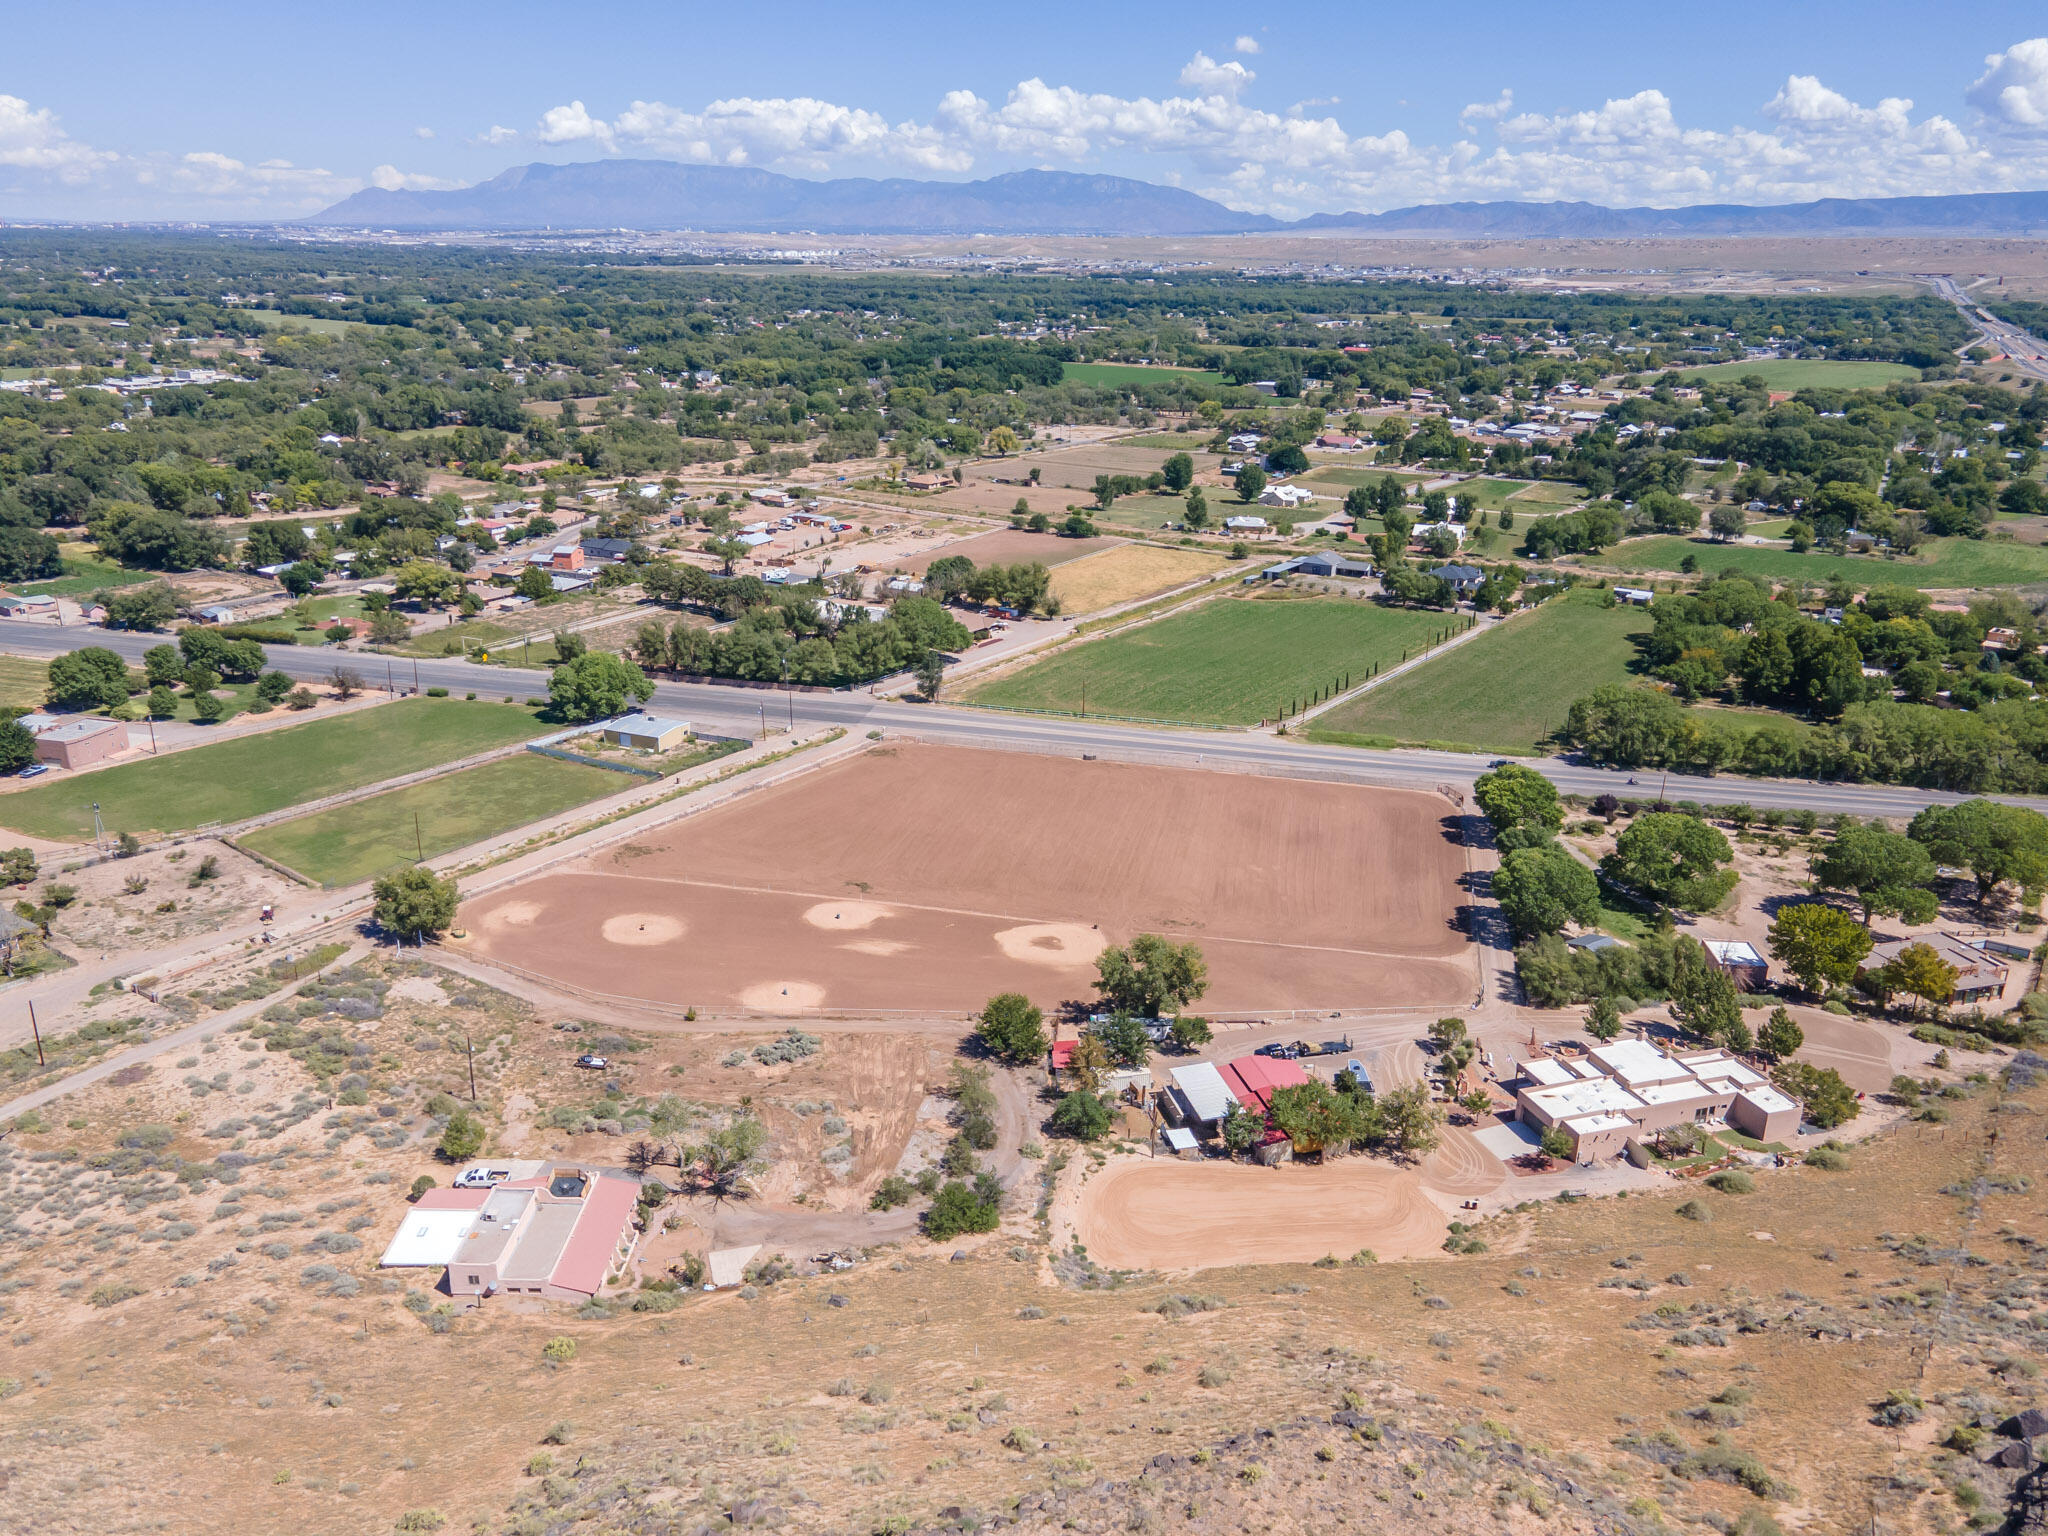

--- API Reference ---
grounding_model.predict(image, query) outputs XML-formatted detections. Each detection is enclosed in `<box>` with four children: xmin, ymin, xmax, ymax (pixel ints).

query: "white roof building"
<box><xmin>380</xmin><ymin>1207</ymin><xmax>484</xmax><ymax>1267</ymax></box>
<box><xmin>1167</xmin><ymin>1062</ymin><xmax>1239</xmax><ymax>1125</ymax></box>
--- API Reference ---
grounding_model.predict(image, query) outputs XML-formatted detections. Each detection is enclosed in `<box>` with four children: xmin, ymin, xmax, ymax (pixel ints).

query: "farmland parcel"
<box><xmin>241</xmin><ymin>752</ymin><xmax>628</xmax><ymax>886</ymax></box>
<box><xmin>460</xmin><ymin>743</ymin><xmax>1473</xmax><ymax>1013</ymax></box>
<box><xmin>967</xmin><ymin>596</ymin><xmax>1447</xmax><ymax>725</ymax></box>
<box><xmin>0</xmin><ymin>698</ymin><xmax>548</xmax><ymax>841</ymax></box>
<box><xmin>1311</xmin><ymin>588</ymin><xmax>1652</xmax><ymax>756</ymax></box>
<box><xmin>1589</xmin><ymin>533</ymin><xmax>2048</xmax><ymax>588</ymax></box>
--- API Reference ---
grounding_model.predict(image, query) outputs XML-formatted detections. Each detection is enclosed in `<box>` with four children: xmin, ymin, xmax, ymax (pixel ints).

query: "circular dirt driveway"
<box><xmin>1072</xmin><ymin>1156</ymin><xmax>1448</xmax><ymax>1272</ymax></box>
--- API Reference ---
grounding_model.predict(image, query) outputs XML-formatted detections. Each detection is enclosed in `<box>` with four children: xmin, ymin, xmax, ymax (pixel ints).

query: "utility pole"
<box><xmin>759</xmin><ymin>702</ymin><xmax>766</xmax><ymax>741</ymax></box>
<box><xmin>414</xmin><ymin>810</ymin><xmax>425</xmax><ymax>863</ymax></box>
<box><xmin>28</xmin><ymin>1000</ymin><xmax>43</xmax><ymax>1066</ymax></box>
<box><xmin>91</xmin><ymin>802</ymin><xmax>105</xmax><ymax>855</ymax></box>
<box><xmin>386</xmin><ymin>659</ymin><xmax>395</xmax><ymax>697</ymax></box>
<box><xmin>412</xmin><ymin>660</ymin><xmax>420</xmax><ymax>692</ymax></box>
<box><xmin>147</xmin><ymin>717</ymin><xmax>157</xmax><ymax>755</ymax></box>
<box><xmin>466</xmin><ymin>1035</ymin><xmax>478</xmax><ymax>1102</ymax></box>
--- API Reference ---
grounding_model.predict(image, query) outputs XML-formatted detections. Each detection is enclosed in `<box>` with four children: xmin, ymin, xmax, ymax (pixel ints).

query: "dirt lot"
<box><xmin>1066</xmin><ymin>1153</ymin><xmax>1448</xmax><ymax>1271</ymax></box>
<box><xmin>459</xmin><ymin>743</ymin><xmax>1475</xmax><ymax>1014</ymax></box>
<box><xmin>1048</xmin><ymin>543</ymin><xmax>1227</xmax><ymax>613</ymax></box>
<box><xmin>897</xmin><ymin>528</ymin><xmax>1121</xmax><ymax>573</ymax></box>
<box><xmin>972</xmin><ymin>443</ymin><xmax>1183</xmax><ymax>494</ymax></box>
<box><xmin>40</xmin><ymin>840</ymin><xmax>298</xmax><ymax>956</ymax></box>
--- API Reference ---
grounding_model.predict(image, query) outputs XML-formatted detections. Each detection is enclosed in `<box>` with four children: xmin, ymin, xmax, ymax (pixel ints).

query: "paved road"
<box><xmin>1</xmin><ymin>626</ymin><xmax>2041</xmax><ymax>819</ymax></box>
<box><xmin>1931</xmin><ymin>276</ymin><xmax>2048</xmax><ymax>385</ymax></box>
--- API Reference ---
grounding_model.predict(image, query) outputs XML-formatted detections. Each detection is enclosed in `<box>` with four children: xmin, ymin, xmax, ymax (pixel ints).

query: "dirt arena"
<box><xmin>899</xmin><ymin>528</ymin><xmax>1122</xmax><ymax>573</ymax></box>
<box><xmin>1068</xmin><ymin>1155</ymin><xmax>1449</xmax><ymax>1271</ymax></box>
<box><xmin>459</xmin><ymin>743</ymin><xmax>1473</xmax><ymax>1014</ymax></box>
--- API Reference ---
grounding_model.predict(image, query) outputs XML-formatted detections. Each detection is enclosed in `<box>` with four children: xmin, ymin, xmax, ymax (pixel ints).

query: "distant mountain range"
<box><xmin>310</xmin><ymin>161</ymin><xmax>2048</xmax><ymax>239</ymax></box>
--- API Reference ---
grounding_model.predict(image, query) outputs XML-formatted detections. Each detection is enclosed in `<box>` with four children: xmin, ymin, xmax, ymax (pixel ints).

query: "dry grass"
<box><xmin>1046</xmin><ymin>543</ymin><xmax>1226</xmax><ymax>614</ymax></box>
<box><xmin>0</xmin><ymin>956</ymin><xmax>2040</xmax><ymax>1536</ymax></box>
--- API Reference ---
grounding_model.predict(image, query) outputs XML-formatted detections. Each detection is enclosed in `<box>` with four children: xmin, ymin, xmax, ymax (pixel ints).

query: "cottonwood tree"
<box><xmin>1096</xmin><ymin>935</ymin><xmax>1208</xmax><ymax>1018</ymax></box>
<box><xmin>1585</xmin><ymin>994</ymin><xmax>1625</xmax><ymax>1042</ymax></box>
<box><xmin>1601</xmin><ymin>813</ymin><xmax>1737</xmax><ymax>912</ymax></box>
<box><xmin>1265</xmin><ymin>1079</ymin><xmax>1369</xmax><ymax>1157</ymax></box>
<box><xmin>1049</xmin><ymin>1090</ymin><xmax>1111</xmax><ymax>1142</ymax></box>
<box><xmin>1767</xmin><ymin>903</ymin><xmax>1873</xmax><ymax>996</ymax></box>
<box><xmin>548</xmin><ymin>651</ymin><xmax>654</xmax><ymax>723</ymax></box>
<box><xmin>1377</xmin><ymin>1083</ymin><xmax>1443</xmax><ymax>1158</ymax></box>
<box><xmin>974</xmin><ymin>993</ymin><xmax>1048</xmax><ymax>1064</ymax></box>
<box><xmin>1908</xmin><ymin>800</ymin><xmax>2048</xmax><ymax>911</ymax></box>
<box><xmin>1092</xmin><ymin>1012</ymin><xmax>1153</xmax><ymax>1071</ymax></box>
<box><xmin>372</xmin><ymin>865</ymin><xmax>459</xmax><ymax>943</ymax></box>
<box><xmin>1881</xmin><ymin>941</ymin><xmax>1959</xmax><ymax>1016</ymax></box>
<box><xmin>1811</xmin><ymin>818</ymin><xmax>1938</xmax><ymax>923</ymax></box>
<box><xmin>1493</xmin><ymin>845</ymin><xmax>1600</xmax><ymax>937</ymax></box>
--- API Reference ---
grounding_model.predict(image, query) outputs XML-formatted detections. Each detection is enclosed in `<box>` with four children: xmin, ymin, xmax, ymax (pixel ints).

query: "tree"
<box><xmin>0</xmin><ymin>847</ymin><xmax>35</xmax><ymax>885</ymax></box>
<box><xmin>1473</xmin><ymin>763</ymin><xmax>1563</xmax><ymax>840</ymax></box>
<box><xmin>1065</xmin><ymin>1035</ymin><xmax>1110</xmax><ymax>1093</ymax></box>
<box><xmin>1220</xmin><ymin>1102</ymin><xmax>1266</xmax><ymax>1155</ymax></box>
<box><xmin>1601</xmin><ymin>813</ymin><xmax>1737</xmax><ymax>912</ymax></box>
<box><xmin>99</xmin><ymin>583</ymin><xmax>178</xmax><ymax>631</ymax></box>
<box><xmin>548</xmin><ymin>651</ymin><xmax>654</xmax><ymax>723</ymax></box>
<box><xmin>255</xmin><ymin>670</ymin><xmax>293</xmax><ymax>703</ymax></box>
<box><xmin>1168</xmin><ymin>1015</ymin><xmax>1212</xmax><ymax>1052</ymax></box>
<box><xmin>369</xmin><ymin>611</ymin><xmax>411</xmax><ymax>645</ymax></box>
<box><xmin>975</xmin><ymin>993</ymin><xmax>1048</xmax><ymax>1064</ymax></box>
<box><xmin>923</xmin><ymin>1180</ymin><xmax>1001</xmax><ymax>1238</ymax></box>
<box><xmin>1811</xmin><ymin>818</ymin><xmax>1939</xmax><ymax>924</ymax></box>
<box><xmin>192</xmin><ymin>690</ymin><xmax>226</xmax><ymax>724</ymax></box>
<box><xmin>1669</xmin><ymin>937</ymin><xmax>1744</xmax><ymax>1046</ymax></box>
<box><xmin>372</xmin><ymin>866</ymin><xmax>459</xmax><ymax>943</ymax></box>
<box><xmin>328</xmin><ymin>666</ymin><xmax>365</xmax><ymax>700</ymax></box>
<box><xmin>1883</xmin><ymin>941</ymin><xmax>1958</xmax><ymax>1016</ymax></box>
<box><xmin>1092</xmin><ymin>1012</ymin><xmax>1153</xmax><ymax>1070</ymax></box>
<box><xmin>1493</xmin><ymin>845</ymin><xmax>1600</xmax><ymax>937</ymax></box>
<box><xmin>279</xmin><ymin>561</ymin><xmax>322</xmax><ymax>597</ymax></box>
<box><xmin>46</xmin><ymin>646</ymin><xmax>130</xmax><ymax>710</ymax></box>
<box><xmin>1183</xmin><ymin>487</ymin><xmax>1209</xmax><ymax>530</ymax></box>
<box><xmin>1756</xmin><ymin>1007</ymin><xmax>1804</xmax><ymax>1063</ymax></box>
<box><xmin>142</xmin><ymin>644</ymin><xmax>184</xmax><ymax>687</ymax></box>
<box><xmin>393</xmin><ymin>560</ymin><xmax>461</xmax><ymax>607</ymax></box>
<box><xmin>1161</xmin><ymin>452</ymin><xmax>1195</xmax><ymax>492</ymax></box>
<box><xmin>437</xmin><ymin>1110</ymin><xmax>486</xmax><ymax>1162</ymax></box>
<box><xmin>1585</xmin><ymin>994</ymin><xmax>1624</xmax><ymax>1042</ymax></box>
<box><xmin>516</xmin><ymin>565</ymin><xmax>556</xmax><ymax>600</ymax></box>
<box><xmin>914</xmin><ymin>649</ymin><xmax>947</xmax><ymax>701</ymax></box>
<box><xmin>1265</xmin><ymin>1079</ymin><xmax>1369</xmax><ymax>1157</ymax></box>
<box><xmin>1767</xmin><ymin>903</ymin><xmax>1872</xmax><ymax>996</ymax></box>
<box><xmin>1772</xmin><ymin>1062</ymin><xmax>1859</xmax><ymax>1129</ymax></box>
<box><xmin>691</xmin><ymin>1116</ymin><xmax>767</xmax><ymax>1199</ymax></box>
<box><xmin>0</xmin><ymin>526</ymin><xmax>60</xmax><ymax>583</ymax></box>
<box><xmin>1378</xmin><ymin>1083</ymin><xmax>1443</xmax><ymax>1158</ymax></box>
<box><xmin>1048</xmin><ymin>1089</ymin><xmax>1112</xmax><ymax>1142</ymax></box>
<box><xmin>1095</xmin><ymin>934</ymin><xmax>1208</xmax><ymax>1017</ymax></box>
<box><xmin>1909</xmin><ymin>800</ymin><xmax>2048</xmax><ymax>911</ymax></box>
<box><xmin>1235</xmin><ymin>464</ymin><xmax>1267</xmax><ymax>504</ymax></box>
<box><xmin>1707</xmin><ymin>504</ymin><xmax>1747</xmax><ymax>541</ymax></box>
<box><xmin>1537</xmin><ymin>1123</ymin><xmax>1575</xmax><ymax>1162</ymax></box>
<box><xmin>0</xmin><ymin>719</ymin><xmax>33</xmax><ymax>775</ymax></box>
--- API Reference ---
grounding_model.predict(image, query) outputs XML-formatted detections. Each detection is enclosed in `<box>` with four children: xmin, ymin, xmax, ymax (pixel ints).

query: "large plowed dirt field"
<box><xmin>460</xmin><ymin>743</ymin><xmax>1474</xmax><ymax>1013</ymax></box>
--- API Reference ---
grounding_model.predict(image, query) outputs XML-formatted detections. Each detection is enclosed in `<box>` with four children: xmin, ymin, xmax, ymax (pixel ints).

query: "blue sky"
<box><xmin>6</xmin><ymin>1</ymin><xmax>2048</xmax><ymax>219</ymax></box>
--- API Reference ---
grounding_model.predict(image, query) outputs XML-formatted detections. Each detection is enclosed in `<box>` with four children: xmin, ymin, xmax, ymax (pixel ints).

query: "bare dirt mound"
<box><xmin>601</xmin><ymin>913</ymin><xmax>684</xmax><ymax>946</ymax></box>
<box><xmin>992</xmin><ymin>922</ymin><xmax>1105</xmax><ymax>969</ymax></box>
<box><xmin>803</xmin><ymin>900</ymin><xmax>894</xmax><ymax>931</ymax></box>
<box><xmin>1072</xmin><ymin>1155</ymin><xmax>1447</xmax><ymax>1271</ymax></box>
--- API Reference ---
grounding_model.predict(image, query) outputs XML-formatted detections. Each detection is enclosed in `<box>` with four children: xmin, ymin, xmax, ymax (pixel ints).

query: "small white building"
<box><xmin>601</xmin><ymin>712</ymin><xmax>689</xmax><ymax>751</ymax></box>
<box><xmin>1224</xmin><ymin>515</ymin><xmax>1268</xmax><ymax>532</ymax></box>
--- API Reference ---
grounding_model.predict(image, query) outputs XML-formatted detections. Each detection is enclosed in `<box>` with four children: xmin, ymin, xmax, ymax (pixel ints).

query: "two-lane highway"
<box><xmin>1</xmin><ymin>624</ymin><xmax>2041</xmax><ymax>819</ymax></box>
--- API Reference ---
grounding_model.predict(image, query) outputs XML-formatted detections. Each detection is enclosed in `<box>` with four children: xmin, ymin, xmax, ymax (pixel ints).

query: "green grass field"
<box><xmin>968</xmin><ymin>595</ymin><xmax>1449</xmax><ymax>725</ymax></box>
<box><xmin>241</xmin><ymin>752</ymin><xmax>625</xmax><ymax>886</ymax></box>
<box><xmin>1060</xmin><ymin>362</ymin><xmax>1225</xmax><ymax>388</ymax></box>
<box><xmin>1446</xmin><ymin>478</ymin><xmax>1541</xmax><ymax>511</ymax></box>
<box><xmin>1296</xmin><ymin>467</ymin><xmax>1431</xmax><ymax>490</ymax></box>
<box><xmin>0</xmin><ymin>698</ymin><xmax>549</xmax><ymax>842</ymax></box>
<box><xmin>241</xmin><ymin>308</ymin><xmax>366</xmax><ymax>337</ymax></box>
<box><xmin>1506</xmin><ymin>480</ymin><xmax>1590</xmax><ymax>507</ymax></box>
<box><xmin>18</xmin><ymin>559</ymin><xmax>155</xmax><ymax>597</ymax></box>
<box><xmin>0</xmin><ymin>654</ymin><xmax>48</xmax><ymax>712</ymax></box>
<box><xmin>1591</xmin><ymin>534</ymin><xmax>2048</xmax><ymax>589</ymax></box>
<box><xmin>1121</xmin><ymin>433</ymin><xmax>1213</xmax><ymax>449</ymax></box>
<box><xmin>1678</xmin><ymin>359</ymin><xmax>1921</xmax><ymax>391</ymax></box>
<box><xmin>1307</xmin><ymin>588</ymin><xmax>1652</xmax><ymax>756</ymax></box>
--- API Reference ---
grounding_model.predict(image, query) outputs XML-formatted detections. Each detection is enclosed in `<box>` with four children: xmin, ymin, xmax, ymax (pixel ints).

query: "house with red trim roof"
<box><xmin>378</xmin><ymin>1166</ymin><xmax>641</xmax><ymax>1301</ymax></box>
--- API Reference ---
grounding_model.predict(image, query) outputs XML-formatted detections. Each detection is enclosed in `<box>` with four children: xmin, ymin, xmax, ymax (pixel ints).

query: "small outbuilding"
<box><xmin>602</xmin><ymin>712</ymin><xmax>689</xmax><ymax>752</ymax></box>
<box><xmin>33</xmin><ymin>718</ymin><xmax>127</xmax><ymax>770</ymax></box>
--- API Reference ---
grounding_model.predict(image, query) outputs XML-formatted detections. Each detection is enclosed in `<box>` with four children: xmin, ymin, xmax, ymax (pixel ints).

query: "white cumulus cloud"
<box><xmin>1178</xmin><ymin>52</ymin><xmax>1254</xmax><ymax>98</ymax></box>
<box><xmin>0</xmin><ymin>93</ymin><xmax>116</xmax><ymax>180</ymax></box>
<box><xmin>1969</xmin><ymin>37</ymin><xmax>2048</xmax><ymax>128</ymax></box>
<box><xmin>413</xmin><ymin>126</ymin><xmax>435</xmax><ymax>140</ymax></box>
<box><xmin>472</xmin><ymin>124</ymin><xmax>519</xmax><ymax>146</ymax></box>
<box><xmin>1232</xmin><ymin>35</ymin><xmax>1260</xmax><ymax>55</ymax></box>
<box><xmin>536</xmin><ymin>100</ymin><xmax>614</xmax><ymax>150</ymax></box>
<box><xmin>369</xmin><ymin>164</ymin><xmax>461</xmax><ymax>191</ymax></box>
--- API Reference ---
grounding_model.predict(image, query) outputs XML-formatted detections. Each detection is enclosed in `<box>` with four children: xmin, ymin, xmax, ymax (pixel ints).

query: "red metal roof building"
<box><xmin>1219</xmin><ymin>1055</ymin><xmax>1310</xmax><ymax>1113</ymax></box>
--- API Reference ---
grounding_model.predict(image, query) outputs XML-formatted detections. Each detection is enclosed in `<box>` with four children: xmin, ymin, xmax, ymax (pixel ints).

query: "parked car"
<box><xmin>455</xmin><ymin>1166</ymin><xmax>513</xmax><ymax>1189</ymax></box>
<box><xmin>16</xmin><ymin>764</ymin><xmax>49</xmax><ymax>778</ymax></box>
<box><xmin>574</xmin><ymin>1053</ymin><xmax>609</xmax><ymax>1070</ymax></box>
<box><xmin>1254</xmin><ymin>1042</ymin><xmax>1302</xmax><ymax>1060</ymax></box>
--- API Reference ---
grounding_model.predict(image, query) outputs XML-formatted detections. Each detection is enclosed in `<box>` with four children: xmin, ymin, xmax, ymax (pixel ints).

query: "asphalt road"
<box><xmin>1931</xmin><ymin>276</ymin><xmax>2048</xmax><ymax>385</ymax></box>
<box><xmin>3</xmin><ymin>623</ymin><xmax>2041</xmax><ymax>819</ymax></box>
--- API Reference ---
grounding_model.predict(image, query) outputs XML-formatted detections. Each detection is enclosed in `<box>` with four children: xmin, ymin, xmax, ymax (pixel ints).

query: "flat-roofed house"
<box><xmin>33</xmin><ymin>718</ymin><xmax>127</xmax><ymax>770</ymax></box>
<box><xmin>1514</xmin><ymin>1039</ymin><xmax>1803</xmax><ymax>1160</ymax></box>
<box><xmin>601</xmin><ymin>712</ymin><xmax>689</xmax><ymax>752</ymax></box>
<box><xmin>381</xmin><ymin>1167</ymin><xmax>641</xmax><ymax>1302</ymax></box>
<box><xmin>1859</xmin><ymin>931</ymin><xmax>2010</xmax><ymax>1006</ymax></box>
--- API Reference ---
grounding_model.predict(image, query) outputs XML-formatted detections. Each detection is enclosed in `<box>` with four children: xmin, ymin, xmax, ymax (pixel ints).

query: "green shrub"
<box><xmin>426</xmin><ymin>686</ymin><xmax>449</xmax><ymax>698</ymax></box>
<box><xmin>1803</xmin><ymin>1147</ymin><xmax>1850</xmax><ymax>1171</ymax></box>
<box><xmin>1674</xmin><ymin>1199</ymin><xmax>1712</xmax><ymax>1222</ymax></box>
<box><xmin>1705</xmin><ymin>1170</ymin><xmax>1754</xmax><ymax>1194</ymax></box>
